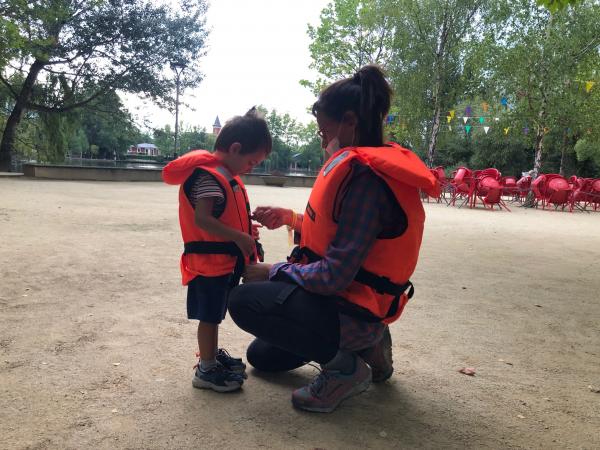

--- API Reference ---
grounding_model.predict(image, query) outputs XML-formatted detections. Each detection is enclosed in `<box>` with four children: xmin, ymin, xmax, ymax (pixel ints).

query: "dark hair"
<box><xmin>312</xmin><ymin>65</ymin><xmax>392</xmax><ymax>147</ymax></box>
<box><xmin>214</xmin><ymin>107</ymin><xmax>272</xmax><ymax>155</ymax></box>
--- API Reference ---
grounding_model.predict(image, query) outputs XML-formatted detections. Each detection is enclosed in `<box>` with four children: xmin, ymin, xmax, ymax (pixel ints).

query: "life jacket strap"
<box><xmin>184</xmin><ymin>241</ymin><xmax>245</xmax><ymax>287</ymax></box>
<box><xmin>288</xmin><ymin>245</ymin><xmax>414</xmax><ymax>320</ymax></box>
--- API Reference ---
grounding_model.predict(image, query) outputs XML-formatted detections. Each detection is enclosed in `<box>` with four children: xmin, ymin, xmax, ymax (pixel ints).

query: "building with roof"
<box><xmin>127</xmin><ymin>143</ymin><xmax>160</xmax><ymax>157</ymax></box>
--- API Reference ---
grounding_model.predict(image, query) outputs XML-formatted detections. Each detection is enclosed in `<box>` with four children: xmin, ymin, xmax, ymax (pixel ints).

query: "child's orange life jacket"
<box><xmin>162</xmin><ymin>150</ymin><xmax>257</xmax><ymax>286</ymax></box>
<box><xmin>294</xmin><ymin>143</ymin><xmax>439</xmax><ymax>323</ymax></box>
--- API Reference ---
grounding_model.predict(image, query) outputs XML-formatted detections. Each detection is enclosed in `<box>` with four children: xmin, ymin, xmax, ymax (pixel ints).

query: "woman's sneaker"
<box><xmin>358</xmin><ymin>325</ymin><xmax>393</xmax><ymax>382</ymax></box>
<box><xmin>192</xmin><ymin>364</ymin><xmax>244</xmax><ymax>392</ymax></box>
<box><xmin>291</xmin><ymin>356</ymin><xmax>372</xmax><ymax>413</ymax></box>
<box><xmin>216</xmin><ymin>348</ymin><xmax>247</xmax><ymax>378</ymax></box>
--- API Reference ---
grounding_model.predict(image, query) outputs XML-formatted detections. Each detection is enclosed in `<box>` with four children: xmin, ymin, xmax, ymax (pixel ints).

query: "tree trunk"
<box><xmin>559</xmin><ymin>130</ymin><xmax>568</xmax><ymax>176</ymax></box>
<box><xmin>533</xmin><ymin>125</ymin><xmax>544</xmax><ymax>179</ymax></box>
<box><xmin>426</xmin><ymin>10</ymin><xmax>448</xmax><ymax>168</ymax></box>
<box><xmin>0</xmin><ymin>60</ymin><xmax>46</xmax><ymax>172</ymax></box>
<box><xmin>427</xmin><ymin>105</ymin><xmax>441</xmax><ymax>167</ymax></box>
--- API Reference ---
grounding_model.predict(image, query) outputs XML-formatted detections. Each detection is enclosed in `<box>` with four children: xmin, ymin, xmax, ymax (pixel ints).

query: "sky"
<box><xmin>123</xmin><ymin>0</ymin><xmax>330</xmax><ymax>133</ymax></box>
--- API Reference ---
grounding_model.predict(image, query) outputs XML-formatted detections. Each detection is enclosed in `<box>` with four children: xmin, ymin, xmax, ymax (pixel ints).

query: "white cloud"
<box><xmin>123</xmin><ymin>0</ymin><xmax>329</xmax><ymax>133</ymax></box>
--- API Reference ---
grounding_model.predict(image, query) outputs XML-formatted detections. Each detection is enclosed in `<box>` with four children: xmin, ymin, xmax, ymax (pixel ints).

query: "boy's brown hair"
<box><xmin>214</xmin><ymin>107</ymin><xmax>272</xmax><ymax>155</ymax></box>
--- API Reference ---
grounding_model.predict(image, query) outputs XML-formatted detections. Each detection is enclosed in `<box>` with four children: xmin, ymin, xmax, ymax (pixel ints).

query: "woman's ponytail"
<box><xmin>312</xmin><ymin>64</ymin><xmax>392</xmax><ymax>147</ymax></box>
<box><xmin>355</xmin><ymin>65</ymin><xmax>392</xmax><ymax>147</ymax></box>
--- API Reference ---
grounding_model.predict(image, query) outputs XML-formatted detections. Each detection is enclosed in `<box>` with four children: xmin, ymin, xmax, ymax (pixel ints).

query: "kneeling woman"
<box><xmin>229</xmin><ymin>65</ymin><xmax>439</xmax><ymax>413</ymax></box>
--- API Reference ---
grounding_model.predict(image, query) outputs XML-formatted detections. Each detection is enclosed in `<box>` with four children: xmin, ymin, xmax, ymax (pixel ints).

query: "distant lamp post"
<box><xmin>170</xmin><ymin>61</ymin><xmax>186</xmax><ymax>156</ymax></box>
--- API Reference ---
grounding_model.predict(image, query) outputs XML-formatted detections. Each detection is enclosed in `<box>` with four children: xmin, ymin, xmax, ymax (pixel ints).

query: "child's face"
<box><xmin>227</xmin><ymin>145</ymin><xmax>268</xmax><ymax>175</ymax></box>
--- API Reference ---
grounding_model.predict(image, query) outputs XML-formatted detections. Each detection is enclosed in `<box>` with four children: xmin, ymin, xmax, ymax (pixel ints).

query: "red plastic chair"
<box><xmin>424</xmin><ymin>167</ymin><xmax>447</xmax><ymax>203</ymax></box>
<box><xmin>472</xmin><ymin>169</ymin><xmax>510</xmax><ymax>211</ymax></box>
<box><xmin>448</xmin><ymin>167</ymin><xmax>475</xmax><ymax>208</ymax></box>
<box><xmin>501</xmin><ymin>176</ymin><xmax>518</xmax><ymax>201</ymax></box>
<box><xmin>532</xmin><ymin>174</ymin><xmax>572</xmax><ymax>212</ymax></box>
<box><xmin>516</xmin><ymin>175</ymin><xmax>531</xmax><ymax>203</ymax></box>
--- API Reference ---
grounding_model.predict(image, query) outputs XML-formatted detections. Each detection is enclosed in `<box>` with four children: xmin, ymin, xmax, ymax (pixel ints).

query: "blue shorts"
<box><xmin>187</xmin><ymin>274</ymin><xmax>232</xmax><ymax>324</ymax></box>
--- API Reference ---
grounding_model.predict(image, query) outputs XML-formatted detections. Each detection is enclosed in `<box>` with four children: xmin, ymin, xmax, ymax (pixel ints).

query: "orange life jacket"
<box><xmin>162</xmin><ymin>150</ymin><xmax>258</xmax><ymax>285</ymax></box>
<box><xmin>295</xmin><ymin>143</ymin><xmax>439</xmax><ymax>324</ymax></box>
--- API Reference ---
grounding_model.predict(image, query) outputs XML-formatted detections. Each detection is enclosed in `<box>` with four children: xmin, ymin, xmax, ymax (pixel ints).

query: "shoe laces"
<box><xmin>307</xmin><ymin>364</ymin><xmax>334</xmax><ymax>396</ymax></box>
<box><xmin>217</xmin><ymin>348</ymin><xmax>231</xmax><ymax>358</ymax></box>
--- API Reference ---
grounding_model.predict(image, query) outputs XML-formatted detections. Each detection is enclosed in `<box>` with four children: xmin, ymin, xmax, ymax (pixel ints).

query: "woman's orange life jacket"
<box><xmin>162</xmin><ymin>150</ymin><xmax>256</xmax><ymax>285</ymax></box>
<box><xmin>297</xmin><ymin>143</ymin><xmax>439</xmax><ymax>324</ymax></box>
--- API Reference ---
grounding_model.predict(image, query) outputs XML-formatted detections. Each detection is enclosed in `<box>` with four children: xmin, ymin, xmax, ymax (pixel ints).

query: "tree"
<box><xmin>303</xmin><ymin>0</ymin><xmax>487</xmax><ymax>167</ymax></box>
<box><xmin>482</xmin><ymin>0</ymin><xmax>600</xmax><ymax>177</ymax></box>
<box><xmin>0</xmin><ymin>0</ymin><xmax>208</xmax><ymax>171</ymax></box>
<box><xmin>301</xmin><ymin>0</ymin><xmax>395</xmax><ymax>93</ymax></box>
<box><xmin>387</xmin><ymin>0</ymin><xmax>486</xmax><ymax>166</ymax></box>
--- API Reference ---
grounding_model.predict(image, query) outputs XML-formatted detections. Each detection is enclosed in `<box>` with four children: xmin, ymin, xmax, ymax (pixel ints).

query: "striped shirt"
<box><xmin>183</xmin><ymin>169</ymin><xmax>226</xmax><ymax>217</ymax></box>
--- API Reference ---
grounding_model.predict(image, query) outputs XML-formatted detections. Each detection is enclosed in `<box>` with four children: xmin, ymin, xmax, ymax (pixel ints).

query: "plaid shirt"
<box><xmin>269</xmin><ymin>162</ymin><xmax>404</xmax><ymax>350</ymax></box>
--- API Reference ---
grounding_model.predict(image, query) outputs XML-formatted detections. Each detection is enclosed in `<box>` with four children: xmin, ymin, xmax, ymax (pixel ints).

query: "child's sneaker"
<box><xmin>192</xmin><ymin>364</ymin><xmax>244</xmax><ymax>392</ymax></box>
<box><xmin>216</xmin><ymin>348</ymin><xmax>247</xmax><ymax>378</ymax></box>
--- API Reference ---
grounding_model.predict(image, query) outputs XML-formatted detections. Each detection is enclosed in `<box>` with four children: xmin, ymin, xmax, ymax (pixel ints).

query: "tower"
<box><xmin>212</xmin><ymin>116</ymin><xmax>222</xmax><ymax>135</ymax></box>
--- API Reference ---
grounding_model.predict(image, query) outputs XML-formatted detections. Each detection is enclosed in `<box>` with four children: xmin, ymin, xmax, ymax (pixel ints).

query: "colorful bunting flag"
<box><xmin>462</xmin><ymin>117</ymin><xmax>469</xmax><ymax>124</ymax></box>
<box><xmin>479</xmin><ymin>117</ymin><xmax>485</xmax><ymax>124</ymax></box>
<box><xmin>504</xmin><ymin>127</ymin><xmax>510</xmax><ymax>135</ymax></box>
<box><xmin>465</xmin><ymin>125</ymin><xmax>472</xmax><ymax>134</ymax></box>
<box><xmin>465</xmin><ymin>106</ymin><xmax>472</xmax><ymax>116</ymax></box>
<box><xmin>482</xmin><ymin>102</ymin><xmax>489</xmax><ymax>112</ymax></box>
<box><xmin>501</xmin><ymin>97</ymin><xmax>508</xmax><ymax>108</ymax></box>
<box><xmin>494</xmin><ymin>117</ymin><xmax>500</xmax><ymax>122</ymax></box>
<box><xmin>449</xmin><ymin>110</ymin><xmax>455</xmax><ymax>119</ymax></box>
<box><xmin>585</xmin><ymin>81</ymin><xmax>595</xmax><ymax>93</ymax></box>
<box><xmin>484</xmin><ymin>126</ymin><xmax>490</xmax><ymax>134</ymax></box>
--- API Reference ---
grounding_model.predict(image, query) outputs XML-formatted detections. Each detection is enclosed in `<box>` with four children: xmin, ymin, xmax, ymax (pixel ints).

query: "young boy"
<box><xmin>162</xmin><ymin>108</ymin><xmax>271</xmax><ymax>392</ymax></box>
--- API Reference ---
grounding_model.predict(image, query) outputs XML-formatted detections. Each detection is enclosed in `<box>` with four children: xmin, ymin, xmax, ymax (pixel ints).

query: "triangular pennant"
<box><xmin>484</xmin><ymin>126</ymin><xmax>490</xmax><ymax>134</ymax></box>
<box><xmin>449</xmin><ymin>110</ymin><xmax>455</xmax><ymax>119</ymax></box>
<box><xmin>585</xmin><ymin>81</ymin><xmax>595</xmax><ymax>93</ymax></box>
<box><xmin>482</xmin><ymin>102</ymin><xmax>489</xmax><ymax>112</ymax></box>
<box><xmin>504</xmin><ymin>127</ymin><xmax>510</xmax><ymax>135</ymax></box>
<box><xmin>494</xmin><ymin>117</ymin><xmax>500</xmax><ymax>122</ymax></box>
<box><xmin>465</xmin><ymin>106</ymin><xmax>472</xmax><ymax>116</ymax></box>
<box><xmin>501</xmin><ymin>97</ymin><xmax>508</xmax><ymax>107</ymax></box>
<box><xmin>463</xmin><ymin>117</ymin><xmax>469</xmax><ymax>124</ymax></box>
<box><xmin>465</xmin><ymin>125</ymin><xmax>472</xmax><ymax>134</ymax></box>
<box><xmin>479</xmin><ymin>117</ymin><xmax>485</xmax><ymax>124</ymax></box>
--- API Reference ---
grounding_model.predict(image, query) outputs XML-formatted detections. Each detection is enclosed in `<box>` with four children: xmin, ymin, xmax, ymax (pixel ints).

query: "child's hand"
<box><xmin>251</xmin><ymin>222</ymin><xmax>263</xmax><ymax>240</ymax></box>
<box><xmin>234</xmin><ymin>232</ymin><xmax>256</xmax><ymax>257</ymax></box>
<box><xmin>252</xmin><ymin>206</ymin><xmax>291</xmax><ymax>230</ymax></box>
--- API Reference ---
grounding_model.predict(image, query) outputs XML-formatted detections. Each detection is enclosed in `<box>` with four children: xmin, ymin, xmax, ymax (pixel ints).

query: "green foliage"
<box><xmin>0</xmin><ymin>0</ymin><xmax>209</xmax><ymax>168</ymax></box>
<box><xmin>537</xmin><ymin>0</ymin><xmax>579</xmax><ymax>13</ymax></box>
<box><xmin>304</xmin><ymin>0</ymin><xmax>600</xmax><ymax>177</ymax></box>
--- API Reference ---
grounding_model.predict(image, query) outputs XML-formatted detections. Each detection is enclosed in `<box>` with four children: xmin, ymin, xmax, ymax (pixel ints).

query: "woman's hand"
<box><xmin>252</xmin><ymin>206</ymin><xmax>291</xmax><ymax>230</ymax></box>
<box><xmin>242</xmin><ymin>262</ymin><xmax>272</xmax><ymax>283</ymax></box>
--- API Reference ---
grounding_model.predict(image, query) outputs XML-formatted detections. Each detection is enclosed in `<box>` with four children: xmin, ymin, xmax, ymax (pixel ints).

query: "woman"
<box><xmin>228</xmin><ymin>65</ymin><xmax>438</xmax><ymax>413</ymax></box>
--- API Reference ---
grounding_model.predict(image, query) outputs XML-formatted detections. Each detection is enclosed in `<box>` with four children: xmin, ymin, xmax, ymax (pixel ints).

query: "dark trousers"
<box><xmin>228</xmin><ymin>281</ymin><xmax>341</xmax><ymax>370</ymax></box>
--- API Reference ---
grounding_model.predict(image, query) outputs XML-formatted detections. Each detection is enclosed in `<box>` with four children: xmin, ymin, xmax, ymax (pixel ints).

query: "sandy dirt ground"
<box><xmin>1</xmin><ymin>177</ymin><xmax>599</xmax><ymax>450</ymax></box>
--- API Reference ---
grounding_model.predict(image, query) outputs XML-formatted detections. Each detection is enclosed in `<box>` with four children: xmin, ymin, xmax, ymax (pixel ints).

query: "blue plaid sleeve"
<box><xmin>269</xmin><ymin>164</ymin><xmax>386</xmax><ymax>295</ymax></box>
